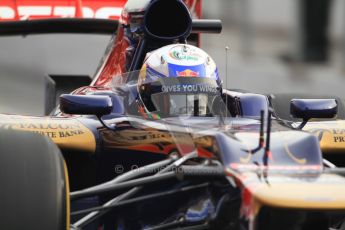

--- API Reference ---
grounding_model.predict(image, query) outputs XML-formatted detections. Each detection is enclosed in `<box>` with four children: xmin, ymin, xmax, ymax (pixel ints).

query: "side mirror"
<box><xmin>290</xmin><ymin>99</ymin><xmax>337</xmax><ymax>128</ymax></box>
<box><xmin>60</xmin><ymin>94</ymin><xmax>112</xmax><ymax>116</ymax></box>
<box><xmin>236</xmin><ymin>94</ymin><xmax>269</xmax><ymax>117</ymax></box>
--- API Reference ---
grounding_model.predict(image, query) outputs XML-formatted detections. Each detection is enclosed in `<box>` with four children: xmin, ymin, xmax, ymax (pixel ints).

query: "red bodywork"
<box><xmin>0</xmin><ymin>0</ymin><xmax>201</xmax><ymax>21</ymax></box>
<box><xmin>0</xmin><ymin>0</ymin><xmax>126</xmax><ymax>20</ymax></box>
<box><xmin>91</xmin><ymin>0</ymin><xmax>202</xmax><ymax>87</ymax></box>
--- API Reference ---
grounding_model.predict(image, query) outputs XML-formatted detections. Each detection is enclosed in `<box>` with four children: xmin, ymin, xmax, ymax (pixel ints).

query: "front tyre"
<box><xmin>0</xmin><ymin>129</ymin><xmax>69</xmax><ymax>230</ymax></box>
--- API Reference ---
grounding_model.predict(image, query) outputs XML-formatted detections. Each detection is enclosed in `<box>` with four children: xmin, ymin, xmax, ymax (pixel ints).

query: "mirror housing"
<box><xmin>290</xmin><ymin>99</ymin><xmax>337</xmax><ymax>121</ymax></box>
<box><xmin>60</xmin><ymin>94</ymin><xmax>112</xmax><ymax>116</ymax></box>
<box><xmin>236</xmin><ymin>94</ymin><xmax>269</xmax><ymax>117</ymax></box>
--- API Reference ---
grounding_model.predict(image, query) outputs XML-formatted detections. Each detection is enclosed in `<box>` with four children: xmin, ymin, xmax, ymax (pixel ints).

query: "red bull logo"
<box><xmin>176</xmin><ymin>69</ymin><xmax>199</xmax><ymax>77</ymax></box>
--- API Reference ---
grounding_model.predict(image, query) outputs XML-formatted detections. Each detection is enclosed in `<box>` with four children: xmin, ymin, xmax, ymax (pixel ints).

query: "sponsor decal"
<box><xmin>0</xmin><ymin>116</ymin><xmax>96</xmax><ymax>153</ymax></box>
<box><xmin>334</xmin><ymin>136</ymin><xmax>345</xmax><ymax>143</ymax></box>
<box><xmin>303</xmin><ymin>125</ymin><xmax>345</xmax><ymax>152</ymax></box>
<box><xmin>309</xmin><ymin>128</ymin><xmax>345</xmax><ymax>143</ymax></box>
<box><xmin>329</xmin><ymin>129</ymin><xmax>345</xmax><ymax>143</ymax></box>
<box><xmin>0</xmin><ymin>122</ymin><xmax>86</xmax><ymax>138</ymax></box>
<box><xmin>168</xmin><ymin>63</ymin><xmax>206</xmax><ymax>77</ymax></box>
<box><xmin>169</xmin><ymin>50</ymin><xmax>200</xmax><ymax>61</ymax></box>
<box><xmin>0</xmin><ymin>0</ymin><xmax>125</xmax><ymax>20</ymax></box>
<box><xmin>161</xmin><ymin>84</ymin><xmax>218</xmax><ymax>94</ymax></box>
<box><xmin>0</xmin><ymin>0</ymin><xmax>200</xmax><ymax>21</ymax></box>
<box><xmin>168</xmin><ymin>45</ymin><xmax>203</xmax><ymax>62</ymax></box>
<box><xmin>176</xmin><ymin>69</ymin><xmax>198</xmax><ymax>77</ymax></box>
<box><xmin>0</xmin><ymin>122</ymin><xmax>80</xmax><ymax>130</ymax></box>
<box><xmin>101</xmin><ymin>128</ymin><xmax>195</xmax><ymax>154</ymax></box>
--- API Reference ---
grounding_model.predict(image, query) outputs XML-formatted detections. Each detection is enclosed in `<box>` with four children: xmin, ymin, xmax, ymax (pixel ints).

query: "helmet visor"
<box><xmin>151</xmin><ymin>93</ymin><xmax>212</xmax><ymax>116</ymax></box>
<box><xmin>139</xmin><ymin>77</ymin><xmax>221</xmax><ymax>117</ymax></box>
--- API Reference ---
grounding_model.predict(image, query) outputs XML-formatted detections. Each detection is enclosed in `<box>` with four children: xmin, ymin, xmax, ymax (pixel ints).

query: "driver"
<box><xmin>137</xmin><ymin>44</ymin><xmax>223</xmax><ymax>119</ymax></box>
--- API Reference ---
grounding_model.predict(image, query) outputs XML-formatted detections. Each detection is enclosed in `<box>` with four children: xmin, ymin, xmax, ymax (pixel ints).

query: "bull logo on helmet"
<box><xmin>176</xmin><ymin>69</ymin><xmax>199</xmax><ymax>77</ymax></box>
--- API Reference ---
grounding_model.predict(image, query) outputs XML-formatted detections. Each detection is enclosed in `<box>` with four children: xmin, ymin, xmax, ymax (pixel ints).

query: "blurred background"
<box><xmin>0</xmin><ymin>0</ymin><xmax>345</xmax><ymax>116</ymax></box>
<box><xmin>202</xmin><ymin>0</ymin><xmax>345</xmax><ymax>94</ymax></box>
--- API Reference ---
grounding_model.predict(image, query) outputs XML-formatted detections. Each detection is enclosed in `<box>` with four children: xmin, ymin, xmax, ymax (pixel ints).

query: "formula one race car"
<box><xmin>1</xmin><ymin>0</ymin><xmax>345</xmax><ymax>230</ymax></box>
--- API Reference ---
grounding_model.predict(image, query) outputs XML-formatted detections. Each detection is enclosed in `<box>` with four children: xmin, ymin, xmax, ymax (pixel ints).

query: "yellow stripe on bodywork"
<box><xmin>245</xmin><ymin>173</ymin><xmax>345</xmax><ymax>210</ymax></box>
<box><xmin>304</xmin><ymin>120</ymin><xmax>345</xmax><ymax>153</ymax></box>
<box><xmin>63</xmin><ymin>161</ymin><xmax>70</xmax><ymax>230</ymax></box>
<box><xmin>0</xmin><ymin>115</ymin><xmax>96</xmax><ymax>153</ymax></box>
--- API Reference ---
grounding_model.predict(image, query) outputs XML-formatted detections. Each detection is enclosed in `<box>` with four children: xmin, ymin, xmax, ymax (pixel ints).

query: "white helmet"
<box><xmin>138</xmin><ymin>44</ymin><xmax>221</xmax><ymax>117</ymax></box>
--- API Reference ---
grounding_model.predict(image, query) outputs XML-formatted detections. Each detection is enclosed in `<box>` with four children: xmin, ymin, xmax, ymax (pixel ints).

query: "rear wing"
<box><xmin>0</xmin><ymin>0</ymin><xmax>206</xmax><ymax>35</ymax></box>
<box><xmin>0</xmin><ymin>18</ymin><xmax>221</xmax><ymax>35</ymax></box>
<box><xmin>0</xmin><ymin>18</ymin><xmax>119</xmax><ymax>35</ymax></box>
<box><xmin>0</xmin><ymin>0</ymin><xmax>201</xmax><ymax>21</ymax></box>
<box><xmin>0</xmin><ymin>0</ymin><xmax>126</xmax><ymax>21</ymax></box>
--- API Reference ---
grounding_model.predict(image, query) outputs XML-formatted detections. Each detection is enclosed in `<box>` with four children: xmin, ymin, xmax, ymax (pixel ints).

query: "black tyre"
<box><xmin>0</xmin><ymin>129</ymin><xmax>69</xmax><ymax>230</ymax></box>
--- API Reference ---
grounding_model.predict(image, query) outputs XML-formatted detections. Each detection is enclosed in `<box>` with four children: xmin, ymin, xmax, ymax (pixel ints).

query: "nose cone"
<box><xmin>245</xmin><ymin>172</ymin><xmax>345</xmax><ymax>210</ymax></box>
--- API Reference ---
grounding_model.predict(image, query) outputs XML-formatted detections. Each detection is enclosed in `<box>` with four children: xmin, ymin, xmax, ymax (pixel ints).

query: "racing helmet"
<box><xmin>138</xmin><ymin>44</ymin><xmax>221</xmax><ymax>118</ymax></box>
